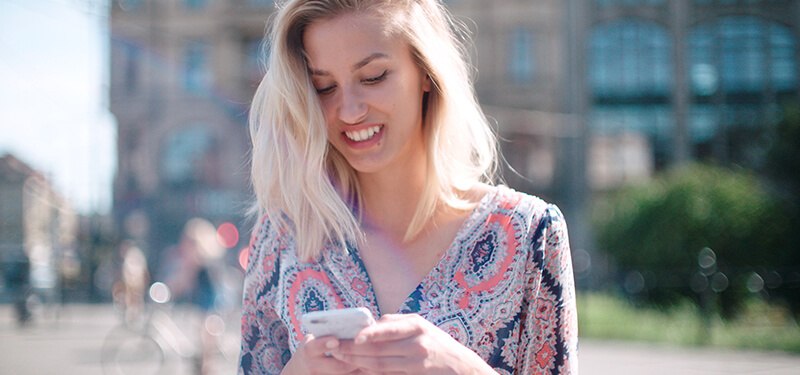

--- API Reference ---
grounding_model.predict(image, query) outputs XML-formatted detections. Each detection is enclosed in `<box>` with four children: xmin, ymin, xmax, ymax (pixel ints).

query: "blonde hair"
<box><xmin>250</xmin><ymin>0</ymin><xmax>497</xmax><ymax>260</ymax></box>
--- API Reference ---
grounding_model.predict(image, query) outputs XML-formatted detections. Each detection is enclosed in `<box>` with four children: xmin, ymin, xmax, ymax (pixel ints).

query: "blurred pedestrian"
<box><xmin>161</xmin><ymin>217</ymin><xmax>226</xmax><ymax>374</ymax></box>
<box><xmin>239</xmin><ymin>0</ymin><xmax>578</xmax><ymax>374</ymax></box>
<box><xmin>111</xmin><ymin>240</ymin><xmax>150</xmax><ymax>326</ymax></box>
<box><xmin>2</xmin><ymin>253</ymin><xmax>32</xmax><ymax>327</ymax></box>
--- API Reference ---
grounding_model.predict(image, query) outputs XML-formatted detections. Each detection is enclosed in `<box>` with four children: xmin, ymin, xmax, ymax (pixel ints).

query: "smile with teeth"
<box><xmin>344</xmin><ymin>125</ymin><xmax>383</xmax><ymax>142</ymax></box>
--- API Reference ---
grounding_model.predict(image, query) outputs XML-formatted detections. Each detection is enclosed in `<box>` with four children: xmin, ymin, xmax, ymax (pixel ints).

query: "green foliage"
<box><xmin>766</xmin><ymin>104</ymin><xmax>800</xmax><ymax>193</ymax></box>
<box><xmin>764</xmin><ymin>103</ymin><xmax>800</xmax><ymax>319</ymax></box>
<box><xmin>578</xmin><ymin>292</ymin><xmax>800</xmax><ymax>353</ymax></box>
<box><xmin>593</xmin><ymin>163</ymin><xmax>787</xmax><ymax>316</ymax></box>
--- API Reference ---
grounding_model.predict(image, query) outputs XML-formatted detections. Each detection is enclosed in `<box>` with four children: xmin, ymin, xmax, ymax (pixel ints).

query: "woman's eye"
<box><xmin>316</xmin><ymin>85</ymin><xmax>335</xmax><ymax>95</ymax></box>
<box><xmin>364</xmin><ymin>70</ymin><xmax>388</xmax><ymax>84</ymax></box>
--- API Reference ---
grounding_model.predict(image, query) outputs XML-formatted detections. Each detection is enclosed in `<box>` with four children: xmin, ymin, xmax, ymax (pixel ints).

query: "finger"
<box><xmin>337</xmin><ymin>336</ymin><xmax>414</xmax><ymax>357</ymax></box>
<box><xmin>334</xmin><ymin>353</ymin><xmax>409</xmax><ymax>372</ymax></box>
<box><xmin>301</xmin><ymin>334</ymin><xmax>342</xmax><ymax>358</ymax></box>
<box><xmin>354</xmin><ymin>316</ymin><xmax>424</xmax><ymax>344</ymax></box>
<box><xmin>315</xmin><ymin>357</ymin><xmax>362</xmax><ymax>374</ymax></box>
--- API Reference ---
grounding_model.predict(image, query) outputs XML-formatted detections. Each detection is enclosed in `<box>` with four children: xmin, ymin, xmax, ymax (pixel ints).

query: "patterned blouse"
<box><xmin>239</xmin><ymin>186</ymin><xmax>578</xmax><ymax>374</ymax></box>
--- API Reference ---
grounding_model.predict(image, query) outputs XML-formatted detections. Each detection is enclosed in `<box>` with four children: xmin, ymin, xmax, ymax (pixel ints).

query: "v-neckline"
<box><xmin>348</xmin><ymin>186</ymin><xmax>501</xmax><ymax>317</ymax></box>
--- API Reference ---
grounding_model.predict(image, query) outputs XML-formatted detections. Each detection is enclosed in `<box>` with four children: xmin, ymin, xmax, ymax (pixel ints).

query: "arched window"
<box><xmin>688</xmin><ymin>16</ymin><xmax>797</xmax><ymax>96</ymax></box>
<box><xmin>687</xmin><ymin>16</ymin><xmax>798</xmax><ymax>162</ymax></box>
<box><xmin>588</xmin><ymin>20</ymin><xmax>674</xmax><ymax>169</ymax></box>
<box><xmin>589</xmin><ymin>19</ymin><xmax>673</xmax><ymax>99</ymax></box>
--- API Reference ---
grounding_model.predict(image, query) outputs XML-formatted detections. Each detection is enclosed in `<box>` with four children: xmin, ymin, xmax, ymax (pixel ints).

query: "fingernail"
<box><xmin>354</xmin><ymin>335</ymin><xmax>366</xmax><ymax>344</ymax></box>
<box><xmin>326</xmin><ymin>339</ymin><xmax>338</xmax><ymax>349</ymax></box>
<box><xmin>333</xmin><ymin>352</ymin><xmax>344</xmax><ymax>360</ymax></box>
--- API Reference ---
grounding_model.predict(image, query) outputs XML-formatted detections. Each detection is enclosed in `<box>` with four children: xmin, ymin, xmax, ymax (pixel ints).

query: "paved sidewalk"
<box><xmin>1</xmin><ymin>304</ymin><xmax>799</xmax><ymax>374</ymax></box>
<box><xmin>0</xmin><ymin>303</ymin><xmax>237</xmax><ymax>375</ymax></box>
<box><xmin>580</xmin><ymin>339</ymin><xmax>800</xmax><ymax>375</ymax></box>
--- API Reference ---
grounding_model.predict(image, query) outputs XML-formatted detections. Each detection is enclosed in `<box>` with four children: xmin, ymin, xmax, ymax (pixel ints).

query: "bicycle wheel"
<box><xmin>101</xmin><ymin>326</ymin><xmax>166</xmax><ymax>375</ymax></box>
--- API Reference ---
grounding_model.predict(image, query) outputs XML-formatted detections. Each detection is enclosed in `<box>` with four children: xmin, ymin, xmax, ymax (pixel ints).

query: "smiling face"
<box><xmin>303</xmin><ymin>12</ymin><xmax>431</xmax><ymax>176</ymax></box>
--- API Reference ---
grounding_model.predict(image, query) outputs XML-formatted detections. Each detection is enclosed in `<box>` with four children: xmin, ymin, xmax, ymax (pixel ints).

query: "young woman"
<box><xmin>240</xmin><ymin>0</ymin><xmax>578</xmax><ymax>374</ymax></box>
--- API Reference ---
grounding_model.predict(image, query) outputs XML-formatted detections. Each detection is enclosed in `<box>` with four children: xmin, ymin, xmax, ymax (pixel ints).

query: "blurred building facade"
<box><xmin>448</xmin><ymin>0</ymin><xmax>799</xmax><ymax>188</ymax></box>
<box><xmin>0</xmin><ymin>154</ymin><xmax>79</xmax><ymax>302</ymax></box>
<box><xmin>109</xmin><ymin>0</ymin><xmax>272</xmax><ymax>256</ymax></box>
<box><xmin>109</xmin><ymin>0</ymin><xmax>799</xmax><ymax>271</ymax></box>
<box><xmin>448</xmin><ymin>0</ymin><xmax>799</xmax><ymax>274</ymax></box>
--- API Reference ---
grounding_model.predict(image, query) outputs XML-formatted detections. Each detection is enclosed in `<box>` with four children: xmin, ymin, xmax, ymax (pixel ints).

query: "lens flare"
<box><xmin>216</xmin><ymin>222</ymin><xmax>239</xmax><ymax>248</ymax></box>
<box><xmin>238</xmin><ymin>247</ymin><xmax>250</xmax><ymax>270</ymax></box>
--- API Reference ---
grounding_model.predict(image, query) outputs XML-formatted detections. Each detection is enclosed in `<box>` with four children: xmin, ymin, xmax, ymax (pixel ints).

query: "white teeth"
<box><xmin>345</xmin><ymin>125</ymin><xmax>382</xmax><ymax>142</ymax></box>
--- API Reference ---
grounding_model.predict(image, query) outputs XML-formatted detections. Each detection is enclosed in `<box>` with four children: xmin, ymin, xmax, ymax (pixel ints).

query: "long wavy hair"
<box><xmin>249</xmin><ymin>0</ymin><xmax>497</xmax><ymax>260</ymax></box>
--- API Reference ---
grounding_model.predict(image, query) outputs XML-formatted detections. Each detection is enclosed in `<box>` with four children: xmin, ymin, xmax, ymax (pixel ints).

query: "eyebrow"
<box><xmin>308</xmin><ymin>52</ymin><xmax>388</xmax><ymax>76</ymax></box>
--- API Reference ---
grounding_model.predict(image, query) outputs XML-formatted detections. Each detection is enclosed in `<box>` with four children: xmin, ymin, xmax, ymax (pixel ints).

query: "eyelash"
<box><xmin>316</xmin><ymin>70</ymin><xmax>388</xmax><ymax>95</ymax></box>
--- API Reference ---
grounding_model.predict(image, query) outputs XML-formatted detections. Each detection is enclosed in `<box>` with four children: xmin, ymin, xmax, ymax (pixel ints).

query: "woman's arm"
<box><xmin>239</xmin><ymin>217</ymin><xmax>292</xmax><ymax>374</ymax></box>
<box><xmin>516</xmin><ymin>205</ymin><xmax>578</xmax><ymax>375</ymax></box>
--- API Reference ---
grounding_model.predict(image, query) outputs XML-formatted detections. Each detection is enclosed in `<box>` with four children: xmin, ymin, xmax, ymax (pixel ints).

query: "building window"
<box><xmin>596</xmin><ymin>0</ymin><xmax>667</xmax><ymax>6</ymax></box>
<box><xmin>183</xmin><ymin>40</ymin><xmax>213</xmax><ymax>94</ymax></box>
<box><xmin>589</xmin><ymin>20</ymin><xmax>672</xmax><ymax>99</ymax></box>
<box><xmin>247</xmin><ymin>0</ymin><xmax>273</xmax><ymax>7</ymax></box>
<box><xmin>184</xmin><ymin>0</ymin><xmax>207</xmax><ymax>10</ymax></box>
<box><xmin>687</xmin><ymin>16</ymin><xmax>798</xmax><ymax>165</ymax></box>
<box><xmin>720</xmin><ymin>17</ymin><xmax>765</xmax><ymax>93</ymax></box>
<box><xmin>769</xmin><ymin>23</ymin><xmax>797</xmax><ymax>91</ymax></box>
<box><xmin>689</xmin><ymin>16</ymin><xmax>798</xmax><ymax>95</ymax></box>
<box><xmin>243</xmin><ymin>38</ymin><xmax>267</xmax><ymax>83</ymax></box>
<box><xmin>123</xmin><ymin>42</ymin><xmax>138</xmax><ymax>95</ymax></box>
<box><xmin>589</xmin><ymin>20</ymin><xmax>673</xmax><ymax>169</ymax></box>
<box><xmin>508</xmin><ymin>27</ymin><xmax>535</xmax><ymax>84</ymax></box>
<box><xmin>118</xmin><ymin>0</ymin><xmax>142</xmax><ymax>11</ymax></box>
<box><xmin>161</xmin><ymin>125</ymin><xmax>220</xmax><ymax>187</ymax></box>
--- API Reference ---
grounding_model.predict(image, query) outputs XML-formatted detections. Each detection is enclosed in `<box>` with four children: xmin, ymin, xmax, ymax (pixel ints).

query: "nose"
<box><xmin>337</xmin><ymin>85</ymin><xmax>367</xmax><ymax>124</ymax></box>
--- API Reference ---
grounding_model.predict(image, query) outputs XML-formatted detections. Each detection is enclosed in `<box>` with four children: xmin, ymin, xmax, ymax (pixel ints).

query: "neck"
<box><xmin>357</xmin><ymin>151</ymin><xmax>428</xmax><ymax>242</ymax></box>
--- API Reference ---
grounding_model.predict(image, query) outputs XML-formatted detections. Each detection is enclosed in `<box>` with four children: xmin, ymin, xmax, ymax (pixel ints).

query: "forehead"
<box><xmin>302</xmin><ymin>12</ymin><xmax>405</xmax><ymax>70</ymax></box>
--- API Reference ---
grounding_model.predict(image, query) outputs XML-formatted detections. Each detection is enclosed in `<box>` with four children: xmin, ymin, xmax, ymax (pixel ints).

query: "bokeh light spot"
<box><xmin>216</xmin><ymin>222</ymin><xmax>239</xmax><ymax>248</ymax></box>
<box><xmin>149</xmin><ymin>282</ymin><xmax>171</xmax><ymax>304</ymax></box>
<box><xmin>238</xmin><ymin>247</ymin><xmax>250</xmax><ymax>270</ymax></box>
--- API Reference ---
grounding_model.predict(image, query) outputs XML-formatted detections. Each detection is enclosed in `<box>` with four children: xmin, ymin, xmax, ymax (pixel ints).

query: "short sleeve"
<box><xmin>239</xmin><ymin>216</ymin><xmax>292</xmax><ymax>374</ymax></box>
<box><xmin>516</xmin><ymin>204</ymin><xmax>578</xmax><ymax>374</ymax></box>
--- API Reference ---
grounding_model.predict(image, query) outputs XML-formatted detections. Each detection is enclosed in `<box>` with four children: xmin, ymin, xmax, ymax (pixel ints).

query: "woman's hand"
<box><xmin>331</xmin><ymin>314</ymin><xmax>497</xmax><ymax>375</ymax></box>
<box><xmin>281</xmin><ymin>335</ymin><xmax>364</xmax><ymax>375</ymax></box>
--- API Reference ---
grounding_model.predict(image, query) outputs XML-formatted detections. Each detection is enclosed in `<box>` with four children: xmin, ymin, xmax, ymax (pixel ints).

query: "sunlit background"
<box><xmin>1</xmin><ymin>0</ymin><xmax>799</xmax><ymax>374</ymax></box>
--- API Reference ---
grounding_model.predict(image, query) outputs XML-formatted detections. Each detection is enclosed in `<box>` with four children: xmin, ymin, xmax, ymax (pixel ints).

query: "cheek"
<box><xmin>320</xmin><ymin>99</ymin><xmax>338</xmax><ymax>131</ymax></box>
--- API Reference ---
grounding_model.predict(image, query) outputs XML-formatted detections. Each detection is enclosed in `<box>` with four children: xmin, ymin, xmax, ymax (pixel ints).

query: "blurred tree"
<box><xmin>764</xmin><ymin>103</ymin><xmax>800</xmax><ymax>319</ymax></box>
<box><xmin>766</xmin><ymin>104</ymin><xmax>800</xmax><ymax>195</ymax></box>
<box><xmin>593</xmin><ymin>163</ymin><xmax>789</xmax><ymax>319</ymax></box>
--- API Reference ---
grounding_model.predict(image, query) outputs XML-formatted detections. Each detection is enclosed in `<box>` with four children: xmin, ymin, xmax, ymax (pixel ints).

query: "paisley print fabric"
<box><xmin>239</xmin><ymin>186</ymin><xmax>578</xmax><ymax>374</ymax></box>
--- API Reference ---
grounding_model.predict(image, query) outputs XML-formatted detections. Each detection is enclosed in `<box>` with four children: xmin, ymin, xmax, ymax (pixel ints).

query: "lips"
<box><xmin>344</xmin><ymin>125</ymin><xmax>383</xmax><ymax>142</ymax></box>
<box><xmin>340</xmin><ymin>124</ymin><xmax>385</xmax><ymax>150</ymax></box>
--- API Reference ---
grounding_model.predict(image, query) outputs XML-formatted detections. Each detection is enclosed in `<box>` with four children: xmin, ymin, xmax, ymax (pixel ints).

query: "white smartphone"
<box><xmin>301</xmin><ymin>307</ymin><xmax>376</xmax><ymax>340</ymax></box>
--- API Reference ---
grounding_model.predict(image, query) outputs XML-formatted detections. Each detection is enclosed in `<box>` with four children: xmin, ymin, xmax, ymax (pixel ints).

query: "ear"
<box><xmin>422</xmin><ymin>73</ymin><xmax>432</xmax><ymax>92</ymax></box>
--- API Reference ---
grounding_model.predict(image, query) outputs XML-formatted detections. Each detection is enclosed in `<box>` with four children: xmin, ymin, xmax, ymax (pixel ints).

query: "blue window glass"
<box><xmin>770</xmin><ymin>24</ymin><xmax>797</xmax><ymax>91</ymax></box>
<box><xmin>243</xmin><ymin>38</ymin><xmax>267</xmax><ymax>82</ymax></box>
<box><xmin>719</xmin><ymin>17</ymin><xmax>765</xmax><ymax>92</ymax></box>
<box><xmin>688</xmin><ymin>25</ymin><xmax>717</xmax><ymax>96</ymax></box>
<box><xmin>689</xmin><ymin>16</ymin><xmax>797</xmax><ymax>94</ymax></box>
<box><xmin>184</xmin><ymin>40</ymin><xmax>212</xmax><ymax>94</ymax></box>
<box><xmin>184</xmin><ymin>0</ymin><xmax>206</xmax><ymax>10</ymax></box>
<box><xmin>119</xmin><ymin>0</ymin><xmax>142</xmax><ymax>11</ymax></box>
<box><xmin>124</xmin><ymin>42</ymin><xmax>138</xmax><ymax>94</ymax></box>
<box><xmin>162</xmin><ymin>126</ymin><xmax>214</xmax><ymax>185</ymax></box>
<box><xmin>247</xmin><ymin>0</ymin><xmax>273</xmax><ymax>7</ymax></box>
<box><xmin>589</xmin><ymin>20</ymin><xmax>672</xmax><ymax>98</ymax></box>
<box><xmin>508</xmin><ymin>27</ymin><xmax>535</xmax><ymax>84</ymax></box>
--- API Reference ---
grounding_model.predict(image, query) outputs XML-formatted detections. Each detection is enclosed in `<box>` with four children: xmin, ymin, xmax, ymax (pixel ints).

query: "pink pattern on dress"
<box><xmin>238</xmin><ymin>186</ymin><xmax>578</xmax><ymax>374</ymax></box>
